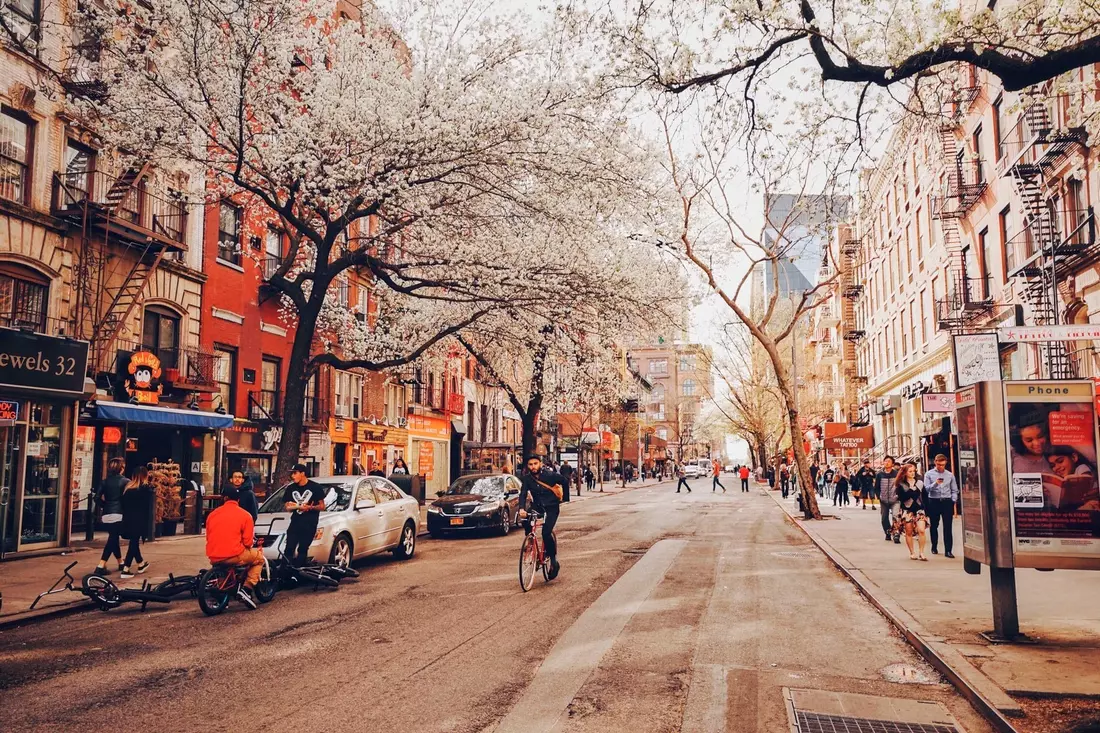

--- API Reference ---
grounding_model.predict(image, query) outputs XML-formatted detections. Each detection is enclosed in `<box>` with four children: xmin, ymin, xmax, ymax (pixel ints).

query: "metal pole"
<box><xmin>989</xmin><ymin>566</ymin><xmax>1021</xmax><ymax>639</ymax></box>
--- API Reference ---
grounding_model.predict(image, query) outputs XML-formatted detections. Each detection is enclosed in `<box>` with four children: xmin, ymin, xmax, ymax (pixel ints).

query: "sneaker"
<box><xmin>93</xmin><ymin>566</ymin><xmax>109</xmax><ymax>577</ymax></box>
<box><xmin>237</xmin><ymin>586</ymin><xmax>258</xmax><ymax>609</ymax></box>
<box><xmin>893</xmin><ymin>535</ymin><xmax>901</xmax><ymax>544</ymax></box>
<box><xmin>137</xmin><ymin>562</ymin><xmax>149</xmax><ymax>574</ymax></box>
<box><xmin>119</xmin><ymin>568</ymin><xmax>135</xmax><ymax>579</ymax></box>
<box><xmin>548</xmin><ymin>559</ymin><xmax>560</xmax><ymax>580</ymax></box>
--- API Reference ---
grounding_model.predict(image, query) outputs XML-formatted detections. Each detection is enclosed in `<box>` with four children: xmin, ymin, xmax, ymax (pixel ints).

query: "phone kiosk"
<box><xmin>956</xmin><ymin>381</ymin><xmax>1100</xmax><ymax>641</ymax></box>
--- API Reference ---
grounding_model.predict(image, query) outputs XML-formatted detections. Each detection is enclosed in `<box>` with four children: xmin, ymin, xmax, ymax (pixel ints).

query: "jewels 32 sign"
<box><xmin>0</xmin><ymin>328</ymin><xmax>90</xmax><ymax>394</ymax></box>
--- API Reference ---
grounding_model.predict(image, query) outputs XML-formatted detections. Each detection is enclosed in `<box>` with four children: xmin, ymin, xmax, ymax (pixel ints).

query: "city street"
<box><xmin>0</xmin><ymin>482</ymin><xmax>994</xmax><ymax>733</ymax></box>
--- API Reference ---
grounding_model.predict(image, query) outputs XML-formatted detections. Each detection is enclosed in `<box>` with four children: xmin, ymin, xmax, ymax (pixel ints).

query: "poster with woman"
<box><xmin>1006</xmin><ymin>382</ymin><xmax>1100</xmax><ymax>558</ymax></box>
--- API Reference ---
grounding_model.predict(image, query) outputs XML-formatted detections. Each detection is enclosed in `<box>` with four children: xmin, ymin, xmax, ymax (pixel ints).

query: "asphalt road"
<box><xmin>0</xmin><ymin>482</ymin><xmax>995</xmax><ymax>733</ymax></box>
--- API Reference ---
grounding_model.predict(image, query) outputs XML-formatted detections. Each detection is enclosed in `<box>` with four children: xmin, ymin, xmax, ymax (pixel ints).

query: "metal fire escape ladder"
<box><xmin>1003</xmin><ymin>102</ymin><xmax>1075</xmax><ymax>379</ymax></box>
<box><xmin>934</xmin><ymin>125</ymin><xmax>970</xmax><ymax>333</ymax></box>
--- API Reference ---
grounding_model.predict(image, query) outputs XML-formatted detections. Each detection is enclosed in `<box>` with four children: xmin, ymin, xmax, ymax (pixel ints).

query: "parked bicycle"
<box><xmin>518</xmin><ymin>511</ymin><xmax>557</xmax><ymax>592</ymax></box>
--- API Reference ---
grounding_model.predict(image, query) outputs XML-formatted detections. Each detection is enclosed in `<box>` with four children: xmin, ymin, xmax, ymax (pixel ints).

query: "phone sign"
<box><xmin>0</xmin><ymin>400</ymin><xmax>18</xmax><ymax>425</ymax></box>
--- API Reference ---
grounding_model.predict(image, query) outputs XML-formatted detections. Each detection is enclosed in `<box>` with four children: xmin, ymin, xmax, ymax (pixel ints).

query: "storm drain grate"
<box><xmin>795</xmin><ymin>711</ymin><xmax>959</xmax><ymax>733</ymax></box>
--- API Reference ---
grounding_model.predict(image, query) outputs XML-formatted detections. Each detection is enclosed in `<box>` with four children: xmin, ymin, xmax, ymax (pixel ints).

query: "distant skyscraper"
<box><xmin>756</xmin><ymin>193</ymin><xmax>852</xmax><ymax>302</ymax></box>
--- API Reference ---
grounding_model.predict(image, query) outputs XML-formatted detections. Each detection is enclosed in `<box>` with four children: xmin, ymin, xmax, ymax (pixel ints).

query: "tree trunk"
<box><xmin>274</xmin><ymin>305</ymin><xmax>322</xmax><ymax>485</ymax></box>
<box><xmin>519</xmin><ymin>394</ymin><xmax>542</xmax><ymax>463</ymax></box>
<box><xmin>765</xmin><ymin>348</ymin><xmax>821</xmax><ymax>519</ymax></box>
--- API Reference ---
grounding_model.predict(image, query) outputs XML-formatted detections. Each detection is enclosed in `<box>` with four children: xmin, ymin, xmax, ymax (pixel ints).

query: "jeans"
<box><xmin>211</xmin><ymin>547</ymin><xmax>265</xmax><ymax>588</ymax></box>
<box><xmin>100</xmin><ymin>522</ymin><xmax>122</xmax><ymax>563</ymax></box>
<box><xmin>713</xmin><ymin>476</ymin><xmax>725</xmax><ymax>491</ymax></box>
<box><xmin>123</xmin><ymin>537</ymin><xmax>144</xmax><ymax>567</ymax></box>
<box><xmin>880</xmin><ymin>500</ymin><xmax>900</xmax><ymax>536</ymax></box>
<box><xmin>927</xmin><ymin>498</ymin><xmax>955</xmax><ymax>553</ymax></box>
<box><xmin>525</xmin><ymin>504</ymin><xmax>560</xmax><ymax>561</ymax></box>
<box><xmin>833</xmin><ymin>486</ymin><xmax>849</xmax><ymax>505</ymax></box>
<box><xmin>780</xmin><ymin>477</ymin><xmax>790</xmax><ymax>497</ymax></box>
<box><xmin>285</xmin><ymin>525</ymin><xmax>315</xmax><ymax>566</ymax></box>
<box><xmin>740</xmin><ymin>478</ymin><xmax>749</xmax><ymax>492</ymax></box>
<box><xmin>676</xmin><ymin>477</ymin><xmax>691</xmax><ymax>492</ymax></box>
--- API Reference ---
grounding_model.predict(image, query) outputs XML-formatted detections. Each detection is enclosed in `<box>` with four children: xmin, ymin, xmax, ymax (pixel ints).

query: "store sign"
<box><xmin>999</xmin><ymin>324</ymin><xmax>1100</xmax><ymax>343</ymax></box>
<box><xmin>103</xmin><ymin>426</ymin><xmax>122</xmax><ymax>444</ymax></box>
<box><xmin>921</xmin><ymin>393</ymin><xmax>956</xmax><ymax>413</ymax></box>
<box><xmin>953</xmin><ymin>333</ymin><xmax>1001</xmax><ymax>388</ymax></box>
<box><xmin>0</xmin><ymin>400</ymin><xmax>18</xmax><ymax>424</ymax></box>
<box><xmin>0</xmin><ymin>328</ymin><xmax>89</xmax><ymax>395</ymax></box>
<box><xmin>124</xmin><ymin>351</ymin><xmax>162</xmax><ymax>405</ymax></box>
<box><xmin>407</xmin><ymin>414</ymin><xmax>449</xmax><ymax>440</ymax></box>
<box><xmin>417</xmin><ymin>441</ymin><xmax>435</xmax><ymax>480</ymax></box>
<box><xmin>823</xmin><ymin>425</ymin><xmax>874</xmax><ymax>451</ymax></box>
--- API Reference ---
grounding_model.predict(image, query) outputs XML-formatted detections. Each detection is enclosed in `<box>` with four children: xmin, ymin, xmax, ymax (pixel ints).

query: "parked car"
<box><xmin>723</xmin><ymin>464</ymin><xmax>735</xmax><ymax>474</ymax></box>
<box><xmin>683</xmin><ymin>464</ymin><xmax>702</xmax><ymax>478</ymax></box>
<box><xmin>255</xmin><ymin>476</ymin><xmax>419</xmax><ymax>568</ymax></box>
<box><xmin>427</xmin><ymin>473</ymin><xmax>522</xmax><ymax>538</ymax></box>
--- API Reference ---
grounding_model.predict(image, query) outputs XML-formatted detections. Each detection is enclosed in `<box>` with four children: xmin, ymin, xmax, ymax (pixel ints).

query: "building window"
<box><xmin>682</xmin><ymin>379</ymin><xmax>695</xmax><ymax>397</ymax></box>
<box><xmin>978</xmin><ymin>227</ymin><xmax>993</xmax><ymax>297</ymax></box>
<box><xmin>3</xmin><ymin>0</ymin><xmax>40</xmax><ymax>49</ymax></box>
<box><xmin>0</xmin><ymin>109</ymin><xmax>32</xmax><ymax>204</ymax></box>
<box><xmin>992</xmin><ymin>96</ymin><xmax>1003</xmax><ymax>161</ymax></box>
<box><xmin>141</xmin><ymin>306</ymin><xmax>180</xmax><ymax>370</ymax></box>
<box><xmin>63</xmin><ymin>141</ymin><xmax>95</xmax><ymax>202</ymax></box>
<box><xmin>218</xmin><ymin>201</ymin><xmax>242</xmax><ymax>265</ymax></box>
<box><xmin>971</xmin><ymin>125</ymin><xmax>985</xmax><ymax>183</ymax></box>
<box><xmin>213</xmin><ymin>345</ymin><xmax>236</xmax><ymax>414</ymax></box>
<box><xmin>649</xmin><ymin>359</ymin><xmax>667</xmax><ymax>374</ymax></box>
<box><xmin>0</xmin><ymin>262</ymin><xmax>48</xmax><ymax>331</ymax></box>
<box><xmin>256</xmin><ymin>357</ymin><xmax>280</xmax><ymax>420</ymax></box>
<box><xmin>334</xmin><ymin>370</ymin><xmax>363</xmax><ymax>419</ymax></box>
<box><xmin>679</xmin><ymin>355</ymin><xmax>696</xmax><ymax>372</ymax></box>
<box><xmin>656</xmin><ymin>427</ymin><xmax>668</xmax><ymax>440</ymax></box>
<box><xmin>304</xmin><ymin>372</ymin><xmax>320</xmax><ymax>423</ymax></box>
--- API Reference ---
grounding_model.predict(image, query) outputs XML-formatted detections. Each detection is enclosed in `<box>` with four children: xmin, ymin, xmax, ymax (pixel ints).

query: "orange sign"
<box><xmin>417</xmin><ymin>441</ymin><xmax>435</xmax><ymax>480</ymax></box>
<box><xmin>0</xmin><ymin>400</ymin><xmax>18</xmax><ymax>423</ymax></box>
<box><xmin>103</xmin><ymin>426</ymin><xmax>123</xmax><ymax>444</ymax></box>
<box><xmin>407</xmin><ymin>414</ymin><xmax>449</xmax><ymax>440</ymax></box>
<box><xmin>125</xmin><ymin>351</ymin><xmax>162</xmax><ymax>404</ymax></box>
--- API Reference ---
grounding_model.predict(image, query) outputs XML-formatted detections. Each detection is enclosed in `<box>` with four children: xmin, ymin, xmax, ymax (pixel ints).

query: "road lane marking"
<box><xmin>491</xmin><ymin>538</ymin><xmax>687</xmax><ymax>733</ymax></box>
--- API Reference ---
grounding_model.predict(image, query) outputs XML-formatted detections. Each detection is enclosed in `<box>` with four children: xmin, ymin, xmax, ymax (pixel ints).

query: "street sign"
<box><xmin>953</xmin><ymin>333</ymin><xmax>1001</xmax><ymax>387</ymax></box>
<box><xmin>999</xmin><ymin>324</ymin><xmax>1100</xmax><ymax>342</ymax></box>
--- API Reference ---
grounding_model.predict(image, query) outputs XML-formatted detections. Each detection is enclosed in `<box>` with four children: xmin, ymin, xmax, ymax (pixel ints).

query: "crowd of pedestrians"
<box><xmin>800</xmin><ymin>453</ymin><xmax>959</xmax><ymax>561</ymax></box>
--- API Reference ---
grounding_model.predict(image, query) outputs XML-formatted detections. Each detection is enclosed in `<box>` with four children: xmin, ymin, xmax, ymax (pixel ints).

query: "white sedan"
<box><xmin>256</xmin><ymin>476</ymin><xmax>419</xmax><ymax>568</ymax></box>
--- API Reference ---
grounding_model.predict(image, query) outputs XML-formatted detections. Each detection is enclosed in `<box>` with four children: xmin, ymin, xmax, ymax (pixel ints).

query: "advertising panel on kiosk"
<box><xmin>1004</xmin><ymin>381</ymin><xmax>1100</xmax><ymax>568</ymax></box>
<box><xmin>955</xmin><ymin>386</ymin><xmax>987</xmax><ymax>564</ymax></box>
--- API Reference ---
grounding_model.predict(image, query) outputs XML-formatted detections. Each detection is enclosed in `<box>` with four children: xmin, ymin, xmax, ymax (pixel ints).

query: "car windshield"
<box><xmin>446</xmin><ymin>476</ymin><xmax>505</xmax><ymax>497</ymax></box>
<box><xmin>258</xmin><ymin>480</ymin><xmax>356</xmax><ymax>514</ymax></box>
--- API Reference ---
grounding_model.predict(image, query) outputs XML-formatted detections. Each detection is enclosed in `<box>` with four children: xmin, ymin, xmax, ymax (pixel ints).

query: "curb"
<box><xmin>0</xmin><ymin>597</ymin><xmax>93</xmax><ymax>631</ymax></box>
<box><xmin>766</xmin><ymin>492</ymin><xmax>1023</xmax><ymax>733</ymax></box>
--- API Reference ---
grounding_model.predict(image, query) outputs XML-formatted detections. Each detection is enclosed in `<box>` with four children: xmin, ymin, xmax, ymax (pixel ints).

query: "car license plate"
<box><xmin>450</xmin><ymin>517</ymin><xmax>464</xmax><ymax>526</ymax></box>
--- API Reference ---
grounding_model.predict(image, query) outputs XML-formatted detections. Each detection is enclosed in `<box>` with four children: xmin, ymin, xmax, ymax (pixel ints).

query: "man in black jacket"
<box><xmin>517</xmin><ymin>455</ymin><xmax>565</xmax><ymax>579</ymax></box>
<box><xmin>854</xmin><ymin>460</ymin><xmax>876</xmax><ymax>510</ymax></box>
<box><xmin>559</xmin><ymin>462</ymin><xmax>574</xmax><ymax>502</ymax></box>
<box><xmin>228</xmin><ymin>470</ymin><xmax>258</xmax><ymax>521</ymax></box>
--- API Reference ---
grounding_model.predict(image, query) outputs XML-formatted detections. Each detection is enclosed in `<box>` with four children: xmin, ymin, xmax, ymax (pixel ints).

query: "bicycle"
<box><xmin>518</xmin><ymin>511</ymin><xmax>557</xmax><ymax>592</ymax></box>
<box><xmin>197</xmin><ymin>552</ymin><xmax>276</xmax><ymax>616</ymax></box>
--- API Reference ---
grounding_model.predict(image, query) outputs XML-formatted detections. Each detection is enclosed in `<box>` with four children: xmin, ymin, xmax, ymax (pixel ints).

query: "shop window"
<box><xmin>0</xmin><ymin>108</ymin><xmax>33</xmax><ymax>204</ymax></box>
<box><xmin>141</xmin><ymin>306</ymin><xmax>180</xmax><ymax>370</ymax></box>
<box><xmin>0</xmin><ymin>262</ymin><xmax>48</xmax><ymax>331</ymax></box>
<box><xmin>213</xmin><ymin>345</ymin><xmax>236</xmax><ymax>414</ymax></box>
<box><xmin>218</xmin><ymin>201</ymin><xmax>242</xmax><ymax>265</ymax></box>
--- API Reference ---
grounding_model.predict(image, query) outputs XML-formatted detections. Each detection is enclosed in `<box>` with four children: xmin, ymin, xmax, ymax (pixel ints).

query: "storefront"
<box><xmin>0</xmin><ymin>328</ymin><xmax>90</xmax><ymax>558</ymax></box>
<box><xmin>76</xmin><ymin>401</ymin><xmax>232</xmax><ymax>535</ymax></box>
<box><xmin>329</xmin><ymin>416</ymin><xmax>355</xmax><ymax>475</ymax></box>
<box><xmin>408</xmin><ymin>414</ymin><xmax>450</xmax><ymax>494</ymax></box>
<box><xmin>356</xmin><ymin>422</ymin><xmax>409</xmax><ymax>475</ymax></box>
<box><xmin>222</xmin><ymin>419</ymin><xmax>281</xmax><ymax>498</ymax></box>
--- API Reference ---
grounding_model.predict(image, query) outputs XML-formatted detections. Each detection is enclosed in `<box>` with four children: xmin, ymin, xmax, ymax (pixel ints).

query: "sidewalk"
<box><xmin>568</xmin><ymin>476</ymin><xmax>669</xmax><ymax>502</ymax></box>
<box><xmin>769</xmin><ymin>489</ymin><xmax>1100</xmax><ymax>723</ymax></box>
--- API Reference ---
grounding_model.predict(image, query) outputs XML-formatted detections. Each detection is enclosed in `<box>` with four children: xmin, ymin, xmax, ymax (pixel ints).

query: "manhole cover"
<box><xmin>880</xmin><ymin>663</ymin><xmax>940</xmax><ymax>684</ymax></box>
<box><xmin>795</xmin><ymin>711</ymin><xmax>958</xmax><ymax>733</ymax></box>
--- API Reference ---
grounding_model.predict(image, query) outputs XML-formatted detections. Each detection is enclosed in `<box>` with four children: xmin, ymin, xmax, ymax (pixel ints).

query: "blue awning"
<box><xmin>95</xmin><ymin>401</ymin><xmax>236</xmax><ymax>429</ymax></box>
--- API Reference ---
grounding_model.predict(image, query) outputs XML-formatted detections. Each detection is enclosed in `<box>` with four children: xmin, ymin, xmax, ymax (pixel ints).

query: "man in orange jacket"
<box><xmin>205</xmin><ymin>486</ymin><xmax>265</xmax><ymax>608</ymax></box>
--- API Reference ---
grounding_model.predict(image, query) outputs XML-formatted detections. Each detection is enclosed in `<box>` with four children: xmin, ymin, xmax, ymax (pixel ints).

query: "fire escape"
<box><xmin>52</xmin><ymin>164</ymin><xmax>189</xmax><ymax>380</ymax></box>
<box><xmin>933</xmin><ymin>87</ymin><xmax>998</xmax><ymax>334</ymax></box>
<box><xmin>839</xmin><ymin>235</ymin><xmax>865</xmax><ymax>425</ymax></box>
<box><xmin>997</xmin><ymin>97</ymin><xmax>1094</xmax><ymax>379</ymax></box>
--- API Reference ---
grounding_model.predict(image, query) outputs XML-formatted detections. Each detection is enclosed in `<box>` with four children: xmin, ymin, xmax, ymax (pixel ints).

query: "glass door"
<box><xmin>0</xmin><ymin>423</ymin><xmax>22</xmax><ymax>557</ymax></box>
<box><xmin>20</xmin><ymin>402</ymin><xmax>63</xmax><ymax>548</ymax></box>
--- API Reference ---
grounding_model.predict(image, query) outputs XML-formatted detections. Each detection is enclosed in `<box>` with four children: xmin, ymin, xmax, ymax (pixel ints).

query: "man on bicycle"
<box><xmin>517</xmin><ymin>455</ymin><xmax>565</xmax><ymax>579</ymax></box>
<box><xmin>205</xmin><ymin>485</ymin><xmax>264</xmax><ymax>609</ymax></box>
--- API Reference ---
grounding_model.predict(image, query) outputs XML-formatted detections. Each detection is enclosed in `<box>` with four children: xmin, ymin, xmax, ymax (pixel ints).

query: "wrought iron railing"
<box><xmin>52</xmin><ymin>170</ymin><xmax>189</xmax><ymax>246</ymax></box>
<box><xmin>249</xmin><ymin>389</ymin><xmax>281</xmax><ymax>421</ymax></box>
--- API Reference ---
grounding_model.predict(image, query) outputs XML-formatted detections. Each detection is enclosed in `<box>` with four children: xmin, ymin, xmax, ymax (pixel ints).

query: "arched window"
<box><xmin>142</xmin><ymin>305</ymin><xmax>181</xmax><ymax>369</ymax></box>
<box><xmin>1065</xmin><ymin>300</ymin><xmax>1095</xmax><ymax>377</ymax></box>
<box><xmin>682</xmin><ymin>379</ymin><xmax>696</xmax><ymax>397</ymax></box>
<box><xmin>0</xmin><ymin>261</ymin><xmax>49</xmax><ymax>331</ymax></box>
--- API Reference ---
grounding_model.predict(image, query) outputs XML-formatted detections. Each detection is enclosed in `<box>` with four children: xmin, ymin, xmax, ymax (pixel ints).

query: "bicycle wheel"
<box><xmin>197</xmin><ymin>568</ymin><xmax>232</xmax><ymax>616</ymax></box>
<box><xmin>81</xmin><ymin>574</ymin><xmax>122</xmax><ymax>611</ymax></box>
<box><xmin>519</xmin><ymin>534</ymin><xmax>539</xmax><ymax>592</ymax></box>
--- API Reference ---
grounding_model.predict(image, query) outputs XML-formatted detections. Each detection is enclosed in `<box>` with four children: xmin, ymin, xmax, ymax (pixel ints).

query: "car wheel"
<box><xmin>497</xmin><ymin>507</ymin><xmax>511</xmax><ymax>536</ymax></box>
<box><xmin>329</xmin><ymin>534</ymin><xmax>353</xmax><ymax>569</ymax></box>
<box><xmin>393</xmin><ymin>521</ymin><xmax>416</xmax><ymax>559</ymax></box>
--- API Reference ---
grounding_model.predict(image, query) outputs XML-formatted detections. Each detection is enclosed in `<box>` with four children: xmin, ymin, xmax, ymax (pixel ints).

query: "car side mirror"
<box><xmin>355</xmin><ymin>500</ymin><xmax>374</xmax><ymax>511</ymax></box>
